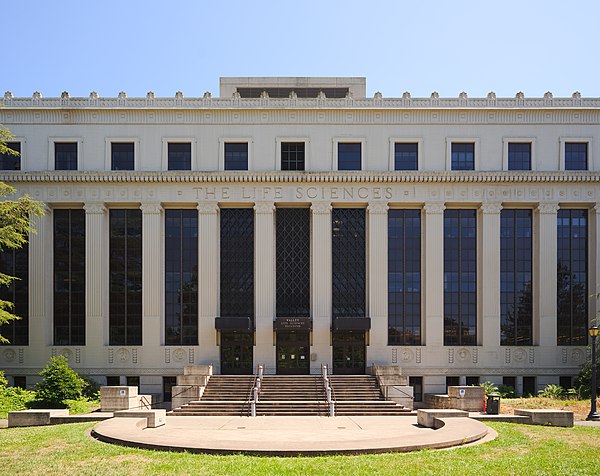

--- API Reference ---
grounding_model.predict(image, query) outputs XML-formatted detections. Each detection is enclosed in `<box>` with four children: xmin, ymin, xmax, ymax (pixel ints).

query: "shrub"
<box><xmin>64</xmin><ymin>396</ymin><xmax>100</xmax><ymax>414</ymax></box>
<box><xmin>0</xmin><ymin>370</ymin><xmax>36</xmax><ymax>418</ymax></box>
<box><xmin>35</xmin><ymin>356</ymin><xmax>88</xmax><ymax>407</ymax></box>
<box><xmin>538</xmin><ymin>384</ymin><xmax>566</xmax><ymax>399</ymax></box>
<box><xmin>497</xmin><ymin>384</ymin><xmax>516</xmax><ymax>398</ymax></box>
<box><xmin>80</xmin><ymin>374</ymin><xmax>101</xmax><ymax>400</ymax></box>
<box><xmin>479</xmin><ymin>381</ymin><xmax>499</xmax><ymax>396</ymax></box>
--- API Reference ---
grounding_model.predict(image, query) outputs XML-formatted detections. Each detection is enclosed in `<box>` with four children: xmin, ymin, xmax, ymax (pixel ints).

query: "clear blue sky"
<box><xmin>4</xmin><ymin>0</ymin><xmax>599</xmax><ymax>98</ymax></box>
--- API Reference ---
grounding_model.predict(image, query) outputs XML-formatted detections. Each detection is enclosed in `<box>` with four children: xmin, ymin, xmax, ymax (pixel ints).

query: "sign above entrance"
<box><xmin>273</xmin><ymin>317</ymin><xmax>312</xmax><ymax>331</ymax></box>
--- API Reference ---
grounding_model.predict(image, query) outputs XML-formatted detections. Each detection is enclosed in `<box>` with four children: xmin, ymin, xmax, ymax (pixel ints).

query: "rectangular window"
<box><xmin>409</xmin><ymin>376</ymin><xmax>423</xmax><ymax>402</ymax></box>
<box><xmin>444</xmin><ymin>209</ymin><xmax>477</xmax><ymax>346</ymax></box>
<box><xmin>106</xmin><ymin>376</ymin><xmax>121</xmax><ymax>386</ymax></box>
<box><xmin>522</xmin><ymin>376</ymin><xmax>536</xmax><ymax>396</ymax></box>
<box><xmin>276</xmin><ymin>208</ymin><xmax>310</xmax><ymax>317</ymax></box>
<box><xmin>394</xmin><ymin>143</ymin><xmax>418</xmax><ymax>171</ymax></box>
<box><xmin>0</xmin><ymin>142</ymin><xmax>21</xmax><ymax>170</ymax></box>
<box><xmin>163</xmin><ymin>376</ymin><xmax>177</xmax><ymax>403</ymax></box>
<box><xmin>55</xmin><ymin>142</ymin><xmax>78</xmax><ymax>170</ymax></box>
<box><xmin>337</xmin><ymin>143</ymin><xmax>361</xmax><ymax>171</ymax></box>
<box><xmin>508</xmin><ymin>143</ymin><xmax>531</xmax><ymax>170</ymax></box>
<box><xmin>451</xmin><ymin>143</ymin><xmax>475</xmax><ymax>170</ymax></box>
<box><xmin>111</xmin><ymin>143</ymin><xmax>134</xmax><ymax>170</ymax></box>
<box><xmin>388</xmin><ymin>209</ymin><xmax>421</xmax><ymax>345</ymax></box>
<box><xmin>503</xmin><ymin>376</ymin><xmax>516</xmax><ymax>390</ymax></box>
<box><xmin>13</xmin><ymin>376</ymin><xmax>26</xmax><ymax>388</ymax></box>
<box><xmin>281</xmin><ymin>142</ymin><xmax>305</xmax><ymax>171</ymax></box>
<box><xmin>446</xmin><ymin>376</ymin><xmax>460</xmax><ymax>392</ymax></box>
<box><xmin>126</xmin><ymin>376</ymin><xmax>139</xmax><ymax>387</ymax></box>
<box><xmin>466</xmin><ymin>376</ymin><xmax>480</xmax><ymax>386</ymax></box>
<box><xmin>165</xmin><ymin>210</ymin><xmax>198</xmax><ymax>345</ymax></box>
<box><xmin>53</xmin><ymin>209</ymin><xmax>86</xmax><ymax>345</ymax></box>
<box><xmin>168</xmin><ymin>142</ymin><xmax>192</xmax><ymax>171</ymax></box>
<box><xmin>109</xmin><ymin>209</ymin><xmax>142</xmax><ymax>346</ymax></box>
<box><xmin>564</xmin><ymin>142</ymin><xmax>588</xmax><ymax>170</ymax></box>
<box><xmin>224</xmin><ymin>143</ymin><xmax>248</xmax><ymax>171</ymax></box>
<box><xmin>332</xmin><ymin>208</ymin><xmax>366</xmax><ymax>318</ymax></box>
<box><xmin>559</xmin><ymin>376</ymin><xmax>573</xmax><ymax>389</ymax></box>
<box><xmin>501</xmin><ymin>209</ymin><xmax>533</xmax><ymax>346</ymax></box>
<box><xmin>0</xmin><ymin>245</ymin><xmax>28</xmax><ymax>345</ymax></box>
<box><xmin>220</xmin><ymin>209</ymin><xmax>254</xmax><ymax>319</ymax></box>
<box><xmin>557</xmin><ymin>209</ymin><xmax>588</xmax><ymax>345</ymax></box>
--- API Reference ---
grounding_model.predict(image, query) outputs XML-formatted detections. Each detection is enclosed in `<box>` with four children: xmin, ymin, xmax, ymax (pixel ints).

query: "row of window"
<box><xmin>0</xmin><ymin>138</ymin><xmax>592</xmax><ymax>171</ymax></box>
<box><xmin>0</xmin><ymin>207</ymin><xmax>588</xmax><ymax>348</ymax></box>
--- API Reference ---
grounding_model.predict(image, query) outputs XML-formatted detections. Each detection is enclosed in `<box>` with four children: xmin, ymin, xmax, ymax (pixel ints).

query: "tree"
<box><xmin>0</xmin><ymin>122</ymin><xmax>44</xmax><ymax>342</ymax></box>
<box><xmin>35</xmin><ymin>356</ymin><xmax>88</xmax><ymax>407</ymax></box>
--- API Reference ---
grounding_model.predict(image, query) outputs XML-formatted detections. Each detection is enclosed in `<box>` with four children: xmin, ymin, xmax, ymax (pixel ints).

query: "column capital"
<box><xmin>140</xmin><ymin>202</ymin><xmax>163</xmax><ymax>214</ymax></box>
<box><xmin>197</xmin><ymin>202</ymin><xmax>219</xmax><ymax>215</ymax></box>
<box><xmin>423</xmin><ymin>202</ymin><xmax>445</xmax><ymax>214</ymax></box>
<box><xmin>253</xmin><ymin>202</ymin><xmax>275</xmax><ymax>214</ymax></box>
<box><xmin>367</xmin><ymin>202</ymin><xmax>389</xmax><ymax>215</ymax></box>
<box><xmin>310</xmin><ymin>202</ymin><xmax>332</xmax><ymax>215</ymax></box>
<box><xmin>536</xmin><ymin>202</ymin><xmax>560</xmax><ymax>215</ymax></box>
<box><xmin>479</xmin><ymin>202</ymin><xmax>503</xmax><ymax>215</ymax></box>
<box><xmin>83</xmin><ymin>202</ymin><xmax>106</xmax><ymax>215</ymax></box>
<box><xmin>593</xmin><ymin>203</ymin><xmax>600</xmax><ymax>215</ymax></box>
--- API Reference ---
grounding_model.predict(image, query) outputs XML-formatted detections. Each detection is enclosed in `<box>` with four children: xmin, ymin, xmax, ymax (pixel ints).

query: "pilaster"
<box><xmin>367</xmin><ymin>202</ymin><xmax>389</xmax><ymax>349</ymax></box>
<box><xmin>140</xmin><ymin>202</ymin><xmax>162</xmax><ymax>347</ymax></box>
<box><xmin>28</xmin><ymin>206</ymin><xmax>51</xmax><ymax>347</ymax></box>
<box><xmin>591</xmin><ymin>204</ymin><xmax>600</xmax><ymax>327</ymax></box>
<box><xmin>423</xmin><ymin>202</ymin><xmax>445</xmax><ymax>346</ymax></box>
<box><xmin>311</xmin><ymin>202</ymin><xmax>332</xmax><ymax>369</ymax></box>
<box><xmin>254</xmin><ymin>202</ymin><xmax>275</xmax><ymax>371</ymax></box>
<box><xmin>479</xmin><ymin>203</ymin><xmax>502</xmax><ymax>347</ymax></box>
<box><xmin>536</xmin><ymin>203</ymin><xmax>559</xmax><ymax>347</ymax></box>
<box><xmin>83</xmin><ymin>203</ymin><xmax>107</xmax><ymax>348</ymax></box>
<box><xmin>197</xmin><ymin>203</ymin><xmax>219</xmax><ymax>365</ymax></box>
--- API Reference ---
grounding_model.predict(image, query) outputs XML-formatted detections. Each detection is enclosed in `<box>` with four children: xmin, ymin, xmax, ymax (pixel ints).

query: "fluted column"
<box><xmin>29</xmin><ymin>206</ymin><xmax>51</xmax><ymax>347</ymax></box>
<box><xmin>367</xmin><ymin>202</ymin><xmax>389</xmax><ymax>349</ymax></box>
<box><xmin>140</xmin><ymin>203</ymin><xmax>163</xmax><ymax>346</ymax></box>
<box><xmin>84</xmin><ymin>203</ymin><xmax>107</xmax><ymax>347</ymax></box>
<box><xmin>592</xmin><ymin>204</ymin><xmax>600</xmax><ymax>328</ymax></box>
<box><xmin>311</xmin><ymin>202</ymin><xmax>332</xmax><ymax>370</ymax></box>
<box><xmin>480</xmin><ymin>203</ymin><xmax>502</xmax><ymax>347</ymax></box>
<box><xmin>254</xmin><ymin>202</ymin><xmax>275</xmax><ymax>371</ymax></box>
<box><xmin>197</xmin><ymin>202</ymin><xmax>219</xmax><ymax>364</ymax></box>
<box><xmin>423</xmin><ymin>202</ymin><xmax>445</xmax><ymax>346</ymax></box>
<box><xmin>536</xmin><ymin>203</ymin><xmax>559</xmax><ymax>347</ymax></box>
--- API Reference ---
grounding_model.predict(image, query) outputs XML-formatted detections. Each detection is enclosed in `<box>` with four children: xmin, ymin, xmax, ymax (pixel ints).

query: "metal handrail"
<box><xmin>382</xmin><ymin>384</ymin><xmax>415</xmax><ymax>401</ymax></box>
<box><xmin>249</xmin><ymin>364</ymin><xmax>264</xmax><ymax>417</ymax></box>
<box><xmin>321</xmin><ymin>364</ymin><xmax>335</xmax><ymax>417</ymax></box>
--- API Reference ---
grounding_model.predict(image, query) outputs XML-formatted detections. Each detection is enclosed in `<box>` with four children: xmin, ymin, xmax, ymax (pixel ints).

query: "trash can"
<box><xmin>486</xmin><ymin>393</ymin><xmax>501</xmax><ymax>415</ymax></box>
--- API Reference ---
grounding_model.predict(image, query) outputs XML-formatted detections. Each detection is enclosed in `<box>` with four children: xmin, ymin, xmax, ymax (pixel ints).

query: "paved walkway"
<box><xmin>92</xmin><ymin>415</ymin><xmax>492</xmax><ymax>456</ymax></box>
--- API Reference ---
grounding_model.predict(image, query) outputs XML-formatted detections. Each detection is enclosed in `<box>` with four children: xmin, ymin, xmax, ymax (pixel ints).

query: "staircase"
<box><xmin>171</xmin><ymin>372</ymin><xmax>412</xmax><ymax>416</ymax></box>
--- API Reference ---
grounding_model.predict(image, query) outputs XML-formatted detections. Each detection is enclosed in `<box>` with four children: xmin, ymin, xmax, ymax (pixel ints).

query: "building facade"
<box><xmin>0</xmin><ymin>77</ymin><xmax>598</xmax><ymax>401</ymax></box>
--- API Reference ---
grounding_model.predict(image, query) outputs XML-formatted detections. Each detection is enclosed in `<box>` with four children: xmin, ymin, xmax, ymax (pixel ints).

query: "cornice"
<box><xmin>2</xmin><ymin>170</ymin><xmax>600</xmax><ymax>184</ymax></box>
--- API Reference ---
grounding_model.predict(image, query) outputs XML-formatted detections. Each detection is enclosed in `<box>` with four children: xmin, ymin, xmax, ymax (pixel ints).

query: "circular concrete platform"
<box><xmin>92</xmin><ymin>415</ymin><xmax>494</xmax><ymax>456</ymax></box>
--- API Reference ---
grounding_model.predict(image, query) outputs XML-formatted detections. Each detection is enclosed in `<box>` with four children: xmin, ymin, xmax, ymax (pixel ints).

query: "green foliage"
<box><xmin>479</xmin><ymin>381</ymin><xmax>498</xmax><ymax>395</ymax></box>
<box><xmin>497</xmin><ymin>384</ymin><xmax>516</xmax><ymax>398</ymax></box>
<box><xmin>574</xmin><ymin>338</ymin><xmax>600</xmax><ymax>399</ymax></box>
<box><xmin>64</xmin><ymin>397</ymin><xmax>100</xmax><ymax>415</ymax></box>
<box><xmin>80</xmin><ymin>374</ymin><xmax>101</xmax><ymax>400</ymax></box>
<box><xmin>0</xmin><ymin>370</ymin><xmax>36</xmax><ymax>418</ymax></box>
<box><xmin>35</xmin><ymin>356</ymin><xmax>88</xmax><ymax>407</ymax></box>
<box><xmin>538</xmin><ymin>384</ymin><xmax>566</xmax><ymax>399</ymax></box>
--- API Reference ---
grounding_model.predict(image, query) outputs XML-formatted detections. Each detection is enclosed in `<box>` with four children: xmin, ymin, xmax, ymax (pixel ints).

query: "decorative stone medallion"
<box><xmin>513</xmin><ymin>348</ymin><xmax>527</xmax><ymax>362</ymax></box>
<box><xmin>173</xmin><ymin>348</ymin><xmax>186</xmax><ymax>362</ymax></box>
<box><xmin>116</xmin><ymin>348</ymin><xmax>130</xmax><ymax>363</ymax></box>
<box><xmin>3</xmin><ymin>349</ymin><xmax>16</xmax><ymax>362</ymax></box>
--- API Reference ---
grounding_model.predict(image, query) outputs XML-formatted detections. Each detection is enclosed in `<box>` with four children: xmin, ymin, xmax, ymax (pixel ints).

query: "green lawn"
<box><xmin>0</xmin><ymin>421</ymin><xmax>598</xmax><ymax>475</ymax></box>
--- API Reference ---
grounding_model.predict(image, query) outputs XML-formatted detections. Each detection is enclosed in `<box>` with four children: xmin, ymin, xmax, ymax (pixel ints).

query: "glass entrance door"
<box><xmin>332</xmin><ymin>331</ymin><xmax>366</xmax><ymax>374</ymax></box>
<box><xmin>276</xmin><ymin>331</ymin><xmax>310</xmax><ymax>375</ymax></box>
<box><xmin>220</xmin><ymin>332</ymin><xmax>253</xmax><ymax>375</ymax></box>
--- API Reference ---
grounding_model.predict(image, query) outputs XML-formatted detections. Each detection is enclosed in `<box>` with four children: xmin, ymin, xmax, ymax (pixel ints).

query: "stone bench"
<box><xmin>113</xmin><ymin>409</ymin><xmax>166</xmax><ymax>428</ymax></box>
<box><xmin>513</xmin><ymin>409</ymin><xmax>574</xmax><ymax>427</ymax></box>
<box><xmin>8</xmin><ymin>409</ymin><xmax>69</xmax><ymax>427</ymax></box>
<box><xmin>417</xmin><ymin>409</ymin><xmax>469</xmax><ymax>429</ymax></box>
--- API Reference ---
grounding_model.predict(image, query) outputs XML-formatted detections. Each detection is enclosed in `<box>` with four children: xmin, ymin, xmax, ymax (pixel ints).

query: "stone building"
<box><xmin>0</xmin><ymin>77</ymin><xmax>598</xmax><ymax>403</ymax></box>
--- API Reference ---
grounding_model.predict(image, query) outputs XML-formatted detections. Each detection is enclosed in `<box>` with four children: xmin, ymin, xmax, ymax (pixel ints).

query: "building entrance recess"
<box><xmin>276</xmin><ymin>331</ymin><xmax>310</xmax><ymax>375</ymax></box>
<box><xmin>332</xmin><ymin>331</ymin><xmax>366</xmax><ymax>374</ymax></box>
<box><xmin>220</xmin><ymin>332</ymin><xmax>253</xmax><ymax>375</ymax></box>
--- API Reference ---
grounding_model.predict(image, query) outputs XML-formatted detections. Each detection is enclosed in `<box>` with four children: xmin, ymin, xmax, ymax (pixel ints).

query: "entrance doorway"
<box><xmin>276</xmin><ymin>331</ymin><xmax>310</xmax><ymax>375</ymax></box>
<box><xmin>333</xmin><ymin>331</ymin><xmax>366</xmax><ymax>374</ymax></box>
<box><xmin>220</xmin><ymin>332</ymin><xmax>253</xmax><ymax>375</ymax></box>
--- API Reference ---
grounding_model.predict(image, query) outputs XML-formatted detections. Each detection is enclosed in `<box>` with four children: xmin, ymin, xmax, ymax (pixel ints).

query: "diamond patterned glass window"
<box><xmin>332</xmin><ymin>208</ymin><xmax>366</xmax><ymax>318</ymax></box>
<box><xmin>220</xmin><ymin>209</ymin><xmax>254</xmax><ymax>319</ymax></box>
<box><xmin>0</xmin><ymin>245</ymin><xmax>28</xmax><ymax>345</ymax></box>
<box><xmin>276</xmin><ymin>208</ymin><xmax>310</xmax><ymax>317</ymax></box>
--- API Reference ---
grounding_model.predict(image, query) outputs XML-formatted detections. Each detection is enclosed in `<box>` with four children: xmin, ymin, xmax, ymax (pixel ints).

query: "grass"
<box><xmin>0</xmin><ymin>421</ymin><xmax>598</xmax><ymax>475</ymax></box>
<box><xmin>500</xmin><ymin>396</ymin><xmax>598</xmax><ymax>420</ymax></box>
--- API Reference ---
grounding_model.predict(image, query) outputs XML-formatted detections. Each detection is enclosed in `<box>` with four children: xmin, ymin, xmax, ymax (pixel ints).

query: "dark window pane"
<box><xmin>55</xmin><ymin>142</ymin><xmax>77</xmax><ymax>170</ymax></box>
<box><xmin>111</xmin><ymin>143</ymin><xmax>134</xmax><ymax>171</ymax></box>
<box><xmin>281</xmin><ymin>142</ymin><xmax>305</xmax><ymax>171</ymax></box>
<box><xmin>0</xmin><ymin>142</ymin><xmax>21</xmax><ymax>170</ymax></box>
<box><xmin>53</xmin><ymin>209</ymin><xmax>86</xmax><ymax>345</ymax></box>
<box><xmin>409</xmin><ymin>376</ymin><xmax>423</xmax><ymax>402</ymax></box>
<box><xmin>224</xmin><ymin>143</ymin><xmax>248</xmax><ymax>171</ymax></box>
<box><xmin>565</xmin><ymin>142</ymin><xmax>588</xmax><ymax>170</ymax></box>
<box><xmin>338</xmin><ymin>143</ymin><xmax>361</xmax><ymax>171</ymax></box>
<box><xmin>451</xmin><ymin>143</ymin><xmax>474</xmax><ymax>171</ymax></box>
<box><xmin>332</xmin><ymin>208</ymin><xmax>365</xmax><ymax>317</ymax></box>
<box><xmin>508</xmin><ymin>143</ymin><xmax>531</xmax><ymax>170</ymax></box>
<box><xmin>0</xmin><ymin>245</ymin><xmax>29</xmax><ymax>345</ymax></box>
<box><xmin>388</xmin><ymin>209</ymin><xmax>421</xmax><ymax>345</ymax></box>
<box><xmin>394</xmin><ymin>143</ymin><xmax>418</xmax><ymax>171</ymax></box>
<box><xmin>168</xmin><ymin>143</ymin><xmax>191</xmax><ymax>171</ymax></box>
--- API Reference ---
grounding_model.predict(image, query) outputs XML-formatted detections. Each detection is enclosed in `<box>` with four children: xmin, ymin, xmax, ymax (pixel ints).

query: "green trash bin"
<box><xmin>486</xmin><ymin>393</ymin><xmax>500</xmax><ymax>415</ymax></box>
